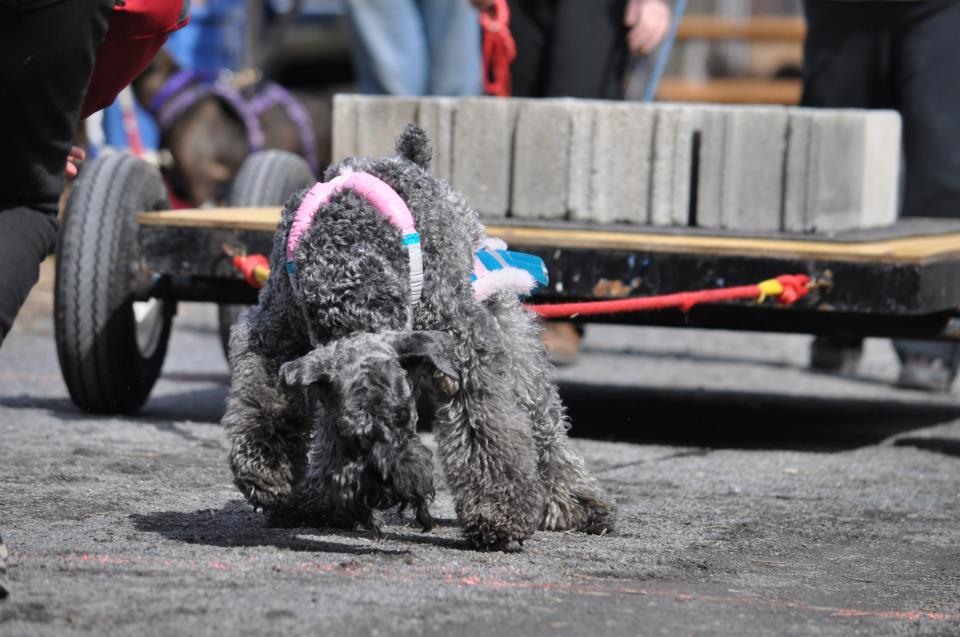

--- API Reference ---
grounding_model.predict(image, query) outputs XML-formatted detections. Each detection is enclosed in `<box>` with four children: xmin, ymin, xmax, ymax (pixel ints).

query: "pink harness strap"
<box><xmin>286</xmin><ymin>173</ymin><xmax>417</xmax><ymax>262</ymax></box>
<box><xmin>286</xmin><ymin>173</ymin><xmax>424</xmax><ymax>324</ymax></box>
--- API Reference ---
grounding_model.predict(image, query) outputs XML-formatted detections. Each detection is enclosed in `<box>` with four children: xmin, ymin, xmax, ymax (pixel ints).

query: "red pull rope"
<box><xmin>527</xmin><ymin>275</ymin><xmax>812</xmax><ymax>319</ymax></box>
<box><xmin>226</xmin><ymin>251</ymin><xmax>811</xmax><ymax>321</ymax></box>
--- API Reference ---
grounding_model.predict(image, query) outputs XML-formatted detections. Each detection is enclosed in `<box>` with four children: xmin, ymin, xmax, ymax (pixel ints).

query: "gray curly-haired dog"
<box><xmin>222</xmin><ymin>124</ymin><xmax>614</xmax><ymax>551</ymax></box>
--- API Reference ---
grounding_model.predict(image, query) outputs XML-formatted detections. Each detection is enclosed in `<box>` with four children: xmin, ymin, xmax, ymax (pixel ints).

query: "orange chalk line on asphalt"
<box><xmin>49</xmin><ymin>553</ymin><xmax>954</xmax><ymax>623</ymax></box>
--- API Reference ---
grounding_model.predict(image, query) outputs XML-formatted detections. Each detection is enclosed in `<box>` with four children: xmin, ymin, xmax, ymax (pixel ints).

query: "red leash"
<box><xmin>229</xmin><ymin>252</ymin><xmax>812</xmax><ymax>320</ymax></box>
<box><xmin>527</xmin><ymin>275</ymin><xmax>812</xmax><ymax>319</ymax></box>
<box><xmin>480</xmin><ymin>0</ymin><xmax>516</xmax><ymax>97</ymax></box>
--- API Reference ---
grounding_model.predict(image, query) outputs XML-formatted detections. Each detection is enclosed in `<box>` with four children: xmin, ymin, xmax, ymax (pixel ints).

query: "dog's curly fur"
<box><xmin>222</xmin><ymin>124</ymin><xmax>615</xmax><ymax>551</ymax></box>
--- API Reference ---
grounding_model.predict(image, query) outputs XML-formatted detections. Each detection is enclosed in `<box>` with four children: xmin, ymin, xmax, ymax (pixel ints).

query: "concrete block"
<box><xmin>331</xmin><ymin>93</ymin><xmax>358</xmax><ymax>162</ymax></box>
<box><xmin>566</xmin><ymin>100</ymin><xmax>599</xmax><ymax>221</ymax></box>
<box><xmin>696</xmin><ymin>106</ymin><xmax>788</xmax><ymax>232</ymax></box>
<box><xmin>569</xmin><ymin>101</ymin><xmax>655</xmax><ymax>224</ymax></box>
<box><xmin>415</xmin><ymin>97</ymin><xmax>456</xmax><ymax>182</ymax></box>
<box><xmin>451</xmin><ymin>97</ymin><xmax>520</xmax><ymax>218</ymax></box>
<box><xmin>510</xmin><ymin>100</ymin><xmax>572</xmax><ymax>220</ymax></box>
<box><xmin>649</xmin><ymin>105</ymin><xmax>704</xmax><ymax>226</ymax></box>
<box><xmin>784</xmin><ymin>108</ymin><xmax>901</xmax><ymax>233</ymax></box>
<box><xmin>693</xmin><ymin>107</ymin><xmax>726</xmax><ymax>229</ymax></box>
<box><xmin>353</xmin><ymin>97</ymin><xmax>421</xmax><ymax>160</ymax></box>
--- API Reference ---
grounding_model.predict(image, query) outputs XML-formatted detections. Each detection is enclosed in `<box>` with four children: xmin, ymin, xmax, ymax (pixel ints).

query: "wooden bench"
<box><xmin>656</xmin><ymin>15</ymin><xmax>805</xmax><ymax>105</ymax></box>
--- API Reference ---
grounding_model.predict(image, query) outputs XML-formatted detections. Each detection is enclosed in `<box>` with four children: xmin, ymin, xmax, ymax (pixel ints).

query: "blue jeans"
<box><xmin>345</xmin><ymin>0</ymin><xmax>483</xmax><ymax>96</ymax></box>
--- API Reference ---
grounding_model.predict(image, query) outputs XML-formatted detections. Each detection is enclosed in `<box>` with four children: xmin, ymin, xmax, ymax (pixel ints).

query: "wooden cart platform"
<box><xmin>138</xmin><ymin>208</ymin><xmax>960</xmax><ymax>340</ymax></box>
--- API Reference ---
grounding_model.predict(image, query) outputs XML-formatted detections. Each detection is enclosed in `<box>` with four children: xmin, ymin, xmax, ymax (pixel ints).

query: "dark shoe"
<box><xmin>542</xmin><ymin>322</ymin><xmax>583</xmax><ymax>366</ymax></box>
<box><xmin>0</xmin><ymin>533</ymin><xmax>9</xmax><ymax>599</ymax></box>
<box><xmin>896</xmin><ymin>354</ymin><xmax>959</xmax><ymax>393</ymax></box>
<box><xmin>810</xmin><ymin>335</ymin><xmax>863</xmax><ymax>376</ymax></box>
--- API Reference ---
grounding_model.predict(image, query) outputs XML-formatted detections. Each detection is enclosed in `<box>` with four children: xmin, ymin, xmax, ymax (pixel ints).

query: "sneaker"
<box><xmin>896</xmin><ymin>353</ymin><xmax>959</xmax><ymax>393</ymax></box>
<box><xmin>809</xmin><ymin>335</ymin><xmax>863</xmax><ymax>376</ymax></box>
<box><xmin>542</xmin><ymin>322</ymin><xmax>583</xmax><ymax>366</ymax></box>
<box><xmin>0</xmin><ymin>533</ymin><xmax>8</xmax><ymax>599</ymax></box>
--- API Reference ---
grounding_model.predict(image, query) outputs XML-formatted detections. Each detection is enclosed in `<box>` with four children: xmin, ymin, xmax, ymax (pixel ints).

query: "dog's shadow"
<box><xmin>130</xmin><ymin>500</ymin><xmax>474</xmax><ymax>554</ymax></box>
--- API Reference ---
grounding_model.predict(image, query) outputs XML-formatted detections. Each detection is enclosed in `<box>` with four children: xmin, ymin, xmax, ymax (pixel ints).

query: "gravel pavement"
<box><xmin>0</xmin><ymin>261</ymin><xmax>958</xmax><ymax>636</ymax></box>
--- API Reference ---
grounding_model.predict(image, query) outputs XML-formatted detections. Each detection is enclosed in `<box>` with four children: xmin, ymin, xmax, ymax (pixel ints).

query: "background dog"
<box><xmin>132</xmin><ymin>49</ymin><xmax>332</xmax><ymax>206</ymax></box>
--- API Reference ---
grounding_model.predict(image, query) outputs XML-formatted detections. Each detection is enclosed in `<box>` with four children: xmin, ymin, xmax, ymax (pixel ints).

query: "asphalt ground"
<box><xmin>1</xmin><ymin>261</ymin><xmax>958</xmax><ymax>636</ymax></box>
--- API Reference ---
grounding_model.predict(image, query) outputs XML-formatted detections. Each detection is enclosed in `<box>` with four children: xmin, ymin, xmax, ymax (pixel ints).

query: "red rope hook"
<box><xmin>480</xmin><ymin>0</ymin><xmax>516</xmax><ymax>97</ymax></box>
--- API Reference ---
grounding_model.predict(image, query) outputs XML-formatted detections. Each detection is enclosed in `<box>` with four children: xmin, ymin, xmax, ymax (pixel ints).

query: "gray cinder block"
<box><xmin>649</xmin><ymin>105</ymin><xmax>704</xmax><ymax>226</ymax></box>
<box><xmin>331</xmin><ymin>93</ymin><xmax>358</xmax><ymax>162</ymax></box>
<box><xmin>510</xmin><ymin>100</ymin><xmax>572</xmax><ymax>220</ymax></box>
<box><xmin>416</xmin><ymin>97</ymin><xmax>456</xmax><ymax>182</ymax></box>
<box><xmin>591</xmin><ymin>102</ymin><xmax>655</xmax><ymax>225</ymax></box>
<box><xmin>784</xmin><ymin>108</ymin><xmax>901</xmax><ymax>233</ymax></box>
<box><xmin>567</xmin><ymin>100</ymin><xmax>599</xmax><ymax>222</ymax></box>
<box><xmin>693</xmin><ymin>107</ymin><xmax>725</xmax><ymax>229</ymax></box>
<box><xmin>697</xmin><ymin>105</ymin><xmax>788</xmax><ymax>232</ymax></box>
<box><xmin>451</xmin><ymin>97</ymin><xmax>520</xmax><ymax>218</ymax></box>
<box><xmin>354</xmin><ymin>97</ymin><xmax>421</xmax><ymax>160</ymax></box>
<box><xmin>568</xmin><ymin>101</ymin><xmax>655</xmax><ymax>224</ymax></box>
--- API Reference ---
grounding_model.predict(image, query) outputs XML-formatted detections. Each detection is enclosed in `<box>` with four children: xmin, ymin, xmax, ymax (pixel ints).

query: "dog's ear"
<box><xmin>391</xmin><ymin>330</ymin><xmax>459</xmax><ymax>395</ymax></box>
<box><xmin>278</xmin><ymin>345</ymin><xmax>336</xmax><ymax>388</ymax></box>
<box><xmin>131</xmin><ymin>48</ymin><xmax>180</xmax><ymax>111</ymax></box>
<box><xmin>396</xmin><ymin>124</ymin><xmax>432</xmax><ymax>171</ymax></box>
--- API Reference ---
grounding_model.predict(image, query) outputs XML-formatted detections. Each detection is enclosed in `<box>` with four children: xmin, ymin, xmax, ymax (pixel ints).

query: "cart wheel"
<box><xmin>218</xmin><ymin>150</ymin><xmax>315</xmax><ymax>358</ymax></box>
<box><xmin>55</xmin><ymin>153</ymin><xmax>173</xmax><ymax>414</ymax></box>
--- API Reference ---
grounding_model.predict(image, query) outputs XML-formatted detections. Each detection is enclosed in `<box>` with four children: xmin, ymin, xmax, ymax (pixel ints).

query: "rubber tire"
<box><xmin>218</xmin><ymin>150</ymin><xmax>316</xmax><ymax>358</ymax></box>
<box><xmin>55</xmin><ymin>153</ymin><xmax>173</xmax><ymax>414</ymax></box>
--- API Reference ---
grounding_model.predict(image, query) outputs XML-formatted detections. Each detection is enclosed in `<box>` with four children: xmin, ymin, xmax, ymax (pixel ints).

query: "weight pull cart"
<box><xmin>54</xmin><ymin>150</ymin><xmax>960</xmax><ymax>414</ymax></box>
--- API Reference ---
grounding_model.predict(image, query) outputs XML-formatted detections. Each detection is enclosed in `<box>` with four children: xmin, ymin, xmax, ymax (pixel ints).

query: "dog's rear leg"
<box><xmin>433</xmin><ymin>315</ymin><xmax>545</xmax><ymax>552</ymax></box>
<box><xmin>486</xmin><ymin>298</ymin><xmax>616</xmax><ymax>534</ymax></box>
<box><xmin>222</xmin><ymin>321</ymin><xmax>307</xmax><ymax>510</ymax></box>
<box><xmin>532</xmin><ymin>385</ymin><xmax>615</xmax><ymax>535</ymax></box>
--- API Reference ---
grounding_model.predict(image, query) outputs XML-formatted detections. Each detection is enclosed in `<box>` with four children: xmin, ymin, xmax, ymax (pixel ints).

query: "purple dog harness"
<box><xmin>148</xmin><ymin>69</ymin><xmax>320</xmax><ymax>175</ymax></box>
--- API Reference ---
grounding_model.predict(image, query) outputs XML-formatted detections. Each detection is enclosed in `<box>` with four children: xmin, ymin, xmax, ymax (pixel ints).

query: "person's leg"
<box><xmin>0</xmin><ymin>0</ymin><xmax>112</xmax><ymax>602</ymax></box>
<box><xmin>343</xmin><ymin>0</ymin><xmax>429</xmax><ymax>95</ymax></box>
<box><xmin>0</xmin><ymin>209</ymin><xmax>58</xmax><ymax>344</ymax></box>
<box><xmin>800</xmin><ymin>0</ymin><xmax>895</xmax><ymax>109</ymax></box>
<box><xmin>544</xmin><ymin>0</ymin><xmax>628</xmax><ymax>99</ymax></box>
<box><xmin>505</xmin><ymin>0</ymin><xmax>551</xmax><ymax>97</ymax></box>
<box><xmin>890</xmin><ymin>0</ymin><xmax>960</xmax><ymax>391</ymax></box>
<box><xmin>419</xmin><ymin>0</ymin><xmax>483</xmax><ymax>96</ymax></box>
<box><xmin>0</xmin><ymin>0</ymin><xmax>112</xmax><ymax>347</ymax></box>
<box><xmin>896</xmin><ymin>0</ymin><xmax>960</xmax><ymax>220</ymax></box>
<box><xmin>800</xmin><ymin>0</ymin><xmax>895</xmax><ymax>374</ymax></box>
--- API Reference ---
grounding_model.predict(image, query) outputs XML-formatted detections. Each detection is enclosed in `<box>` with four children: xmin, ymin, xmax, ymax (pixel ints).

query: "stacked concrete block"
<box><xmin>331</xmin><ymin>94</ymin><xmax>421</xmax><ymax>162</ymax></box>
<box><xmin>451</xmin><ymin>97</ymin><xmax>520</xmax><ymax>218</ymax></box>
<box><xmin>696</xmin><ymin>106</ymin><xmax>788</xmax><ymax>232</ymax></box>
<box><xmin>569</xmin><ymin>101</ymin><xmax>656</xmax><ymax>225</ymax></box>
<box><xmin>416</xmin><ymin>97</ymin><xmax>456</xmax><ymax>181</ymax></box>
<box><xmin>332</xmin><ymin>95</ymin><xmax>903</xmax><ymax>234</ymax></box>
<box><xmin>566</xmin><ymin>100</ymin><xmax>599</xmax><ymax>223</ymax></box>
<box><xmin>330</xmin><ymin>94</ymin><xmax>357</xmax><ymax>163</ymax></box>
<box><xmin>649</xmin><ymin>104</ymin><xmax>705</xmax><ymax>226</ymax></box>
<box><xmin>354</xmin><ymin>97</ymin><xmax>420</xmax><ymax>160</ymax></box>
<box><xmin>510</xmin><ymin>100</ymin><xmax>573</xmax><ymax>220</ymax></box>
<box><xmin>783</xmin><ymin>108</ymin><xmax>901</xmax><ymax>233</ymax></box>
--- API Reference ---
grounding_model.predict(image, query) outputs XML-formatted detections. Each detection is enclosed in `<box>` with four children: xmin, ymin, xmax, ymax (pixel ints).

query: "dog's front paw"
<box><xmin>466</xmin><ymin>531</ymin><xmax>525</xmax><ymax>553</ymax></box>
<box><xmin>541</xmin><ymin>490</ymin><xmax>616</xmax><ymax>535</ymax></box>
<box><xmin>230</xmin><ymin>451</ymin><xmax>295</xmax><ymax>509</ymax></box>
<box><xmin>489</xmin><ymin>538</ymin><xmax>523</xmax><ymax>553</ymax></box>
<box><xmin>460</xmin><ymin>502</ymin><xmax>538</xmax><ymax>552</ymax></box>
